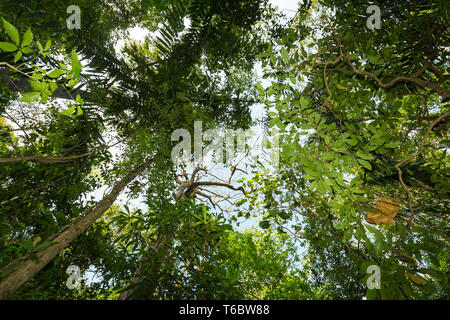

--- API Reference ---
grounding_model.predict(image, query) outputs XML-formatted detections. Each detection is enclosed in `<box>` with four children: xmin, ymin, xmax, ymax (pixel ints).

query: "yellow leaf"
<box><xmin>365</xmin><ymin>198</ymin><xmax>400</xmax><ymax>225</ymax></box>
<box><xmin>33</xmin><ymin>236</ymin><xmax>41</xmax><ymax>247</ymax></box>
<box><xmin>407</xmin><ymin>273</ymin><xmax>427</xmax><ymax>286</ymax></box>
<box><xmin>376</xmin><ymin>198</ymin><xmax>400</xmax><ymax>217</ymax></box>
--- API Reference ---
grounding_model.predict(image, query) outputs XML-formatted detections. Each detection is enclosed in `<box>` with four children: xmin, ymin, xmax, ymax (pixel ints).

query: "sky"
<box><xmin>272</xmin><ymin>0</ymin><xmax>300</xmax><ymax>14</ymax></box>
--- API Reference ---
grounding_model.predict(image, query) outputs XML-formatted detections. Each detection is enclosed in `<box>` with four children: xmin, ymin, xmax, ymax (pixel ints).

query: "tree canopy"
<box><xmin>0</xmin><ymin>0</ymin><xmax>448</xmax><ymax>301</ymax></box>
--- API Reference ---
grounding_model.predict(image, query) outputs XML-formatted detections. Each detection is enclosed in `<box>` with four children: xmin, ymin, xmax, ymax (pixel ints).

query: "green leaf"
<box><xmin>29</xmin><ymin>80</ymin><xmax>44</xmax><ymax>92</ymax></box>
<box><xmin>2</xmin><ymin>18</ymin><xmax>19</xmax><ymax>46</ymax></box>
<box><xmin>67</xmin><ymin>79</ymin><xmax>79</xmax><ymax>88</ymax></box>
<box><xmin>256</xmin><ymin>82</ymin><xmax>265</xmax><ymax>96</ymax></box>
<box><xmin>335</xmin><ymin>177</ymin><xmax>347</xmax><ymax>188</ymax></box>
<box><xmin>365</xmin><ymin>224</ymin><xmax>384</xmax><ymax>243</ymax></box>
<box><xmin>368</xmin><ymin>55</ymin><xmax>384</xmax><ymax>65</ymax></box>
<box><xmin>21</xmin><ymin>29</ymin><xmax>33</xmax><ymax>47</ymax></box>
<box><xmin>47</xmin><ymin>69</ymin><xmax>65</xmax><ymax>78</ymax></box>
<box><xmin>380</xmin><ymin>284</ymin><xmax>395</xmax><ymax>300</ymax></box>
<box><xmin>0</xmin><ymin>42</ymin><xmax>18</xmax><ymax>52</ymax></box>
<box><xmin>349</xmin><ymin>53</ymin><xmax>359</xmax><ymax>60</ymax></box>
<box><xmin>21</xmin><ymin>92</ymin><xmax>40</xmax><ymax>103</ymax></box>
<box><xmin>33</xmin><ymin>241</ymin><xmax>57</xmax><ymax>252</ymax></box>
<box><xmin>71</xmin><ymin>50</ymin><xmax>82</xmax><ymax>77</ymax></box>
<box><xmin>0</xmin><ymin>264</ymin><xmax>20</xmax><ymax>279</ymax></box>
<box><xmin>299</xmin><ymin>96</ymin><xmax>310</xmax><ymax>109</ymax></box>
<box><xmin>343</xmin><ymin>227</ymin><xmax>354</xmax><ymax>243</ymax></box>
<box><xmin>44</xmin><ymin>39</ymin><xmax>51</xmax><ymax>51</ymax></box>
<box><xmin>322</xmin><ymin>151</ymin><xmax>335</xmax><ymax>161</ymax></box>
<box><xmin>384</xmin><ymin>141</ymin><xmax>401</xmax><ymax>148</ymax></box>
<box><xmin>280</xmin><ymin>47</ymin><xmax>289</xmax><ymax>63</ymax></box>
<box><xmin>356</xmin><ymin>151</ymin><xmax>375</xmax><ymax>160</ymax></box>
<box><xmin>49</xmin><ymin>82</ymin><xmax>58</xmax><ymax>92</ymax></box>
<box><xmin>77</xmin><ymin>106</ymin><xmax>83</xmax><ymax>116</ymax></box>
<box><xmin>259</xmin><ymin>220</ymin><xmax>270</xmax><ymax>229</ymax></box>
<box><xmin>345</xmin><ymin>138</ymin><xmax>358</xmax><ymax>146</ymax></box>
<box><xmin>40</xmin><ymin>93</ymin><xmax>48</xmax><ymax>103</ymax></box>
<box><xmin>61</xmin><ymin>106</ymin><xmax>76</xmax><ymax>116</ymax></box>
<box><xmin>304</xmin><ymin>166</ymin><xmax>320</xmax><ymax>177</ymax></box>
<box><xmin>366</xmin><ymin>288</ymin><xmax>378</xmax><ymax>300</ymax></box>
<box><xmin>358</xmin><ymin>158</ymin><xmax>372</xmax><ymax>170</ymax></box>
<box><xmin>76</xmin><ymin>94</ymin><xmax>84</xmax><ymax>105</ymax></box>
<box><xmin>13</xmin><ymin>51</ymin><xmax>22</xmax><ymax>63</ymax></box>
<box><xmin>289</xmin><ymin>75</ymin><xmax>296</xmax><ymax>84</ymax></box>
<box><xmin>317</xmin><ymin>178</ymin><xmax>327</xmax><ymax>194</ymax></box>
<box><xmin>21</xmin><ymin>47</ymin><xmax>33</xmax><ymax>54</ymax></box>
<box><xmin>23</xmin><ymin>238</ymin><xmax>33</xmax><ymax>252</ymax></box>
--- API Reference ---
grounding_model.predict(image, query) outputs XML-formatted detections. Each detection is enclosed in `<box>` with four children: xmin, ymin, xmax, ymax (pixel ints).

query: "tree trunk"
<box><xmin>0</xmin><ymin>156</ymin><xmax>156</xmax><ymax>300</ymax></box>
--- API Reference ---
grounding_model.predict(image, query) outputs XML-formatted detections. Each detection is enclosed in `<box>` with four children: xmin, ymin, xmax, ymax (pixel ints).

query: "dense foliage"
<box><xmin>0</xmin><ymin>0</ymin><xmax>448</xmax><ymax>300</ymax></box>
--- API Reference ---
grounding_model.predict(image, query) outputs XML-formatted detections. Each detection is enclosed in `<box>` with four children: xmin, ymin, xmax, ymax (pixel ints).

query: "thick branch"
<box><xmin>0</xmin><ymin>155</ymin><xmax>156</xmax><ymax>299</ymax></box>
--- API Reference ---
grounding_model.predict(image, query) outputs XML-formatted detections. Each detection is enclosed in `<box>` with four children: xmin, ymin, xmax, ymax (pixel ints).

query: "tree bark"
<box><xmin>0</xmin><ymin>156</ymin><xmax>156</xmax><ymax>300</ymax></box>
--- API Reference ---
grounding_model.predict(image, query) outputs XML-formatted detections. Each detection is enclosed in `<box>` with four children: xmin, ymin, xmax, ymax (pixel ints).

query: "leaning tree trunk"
<box><xmin>0</xmin><ymin>156</ymin><xmax>156</xmax><ymax>300</ymax></box>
